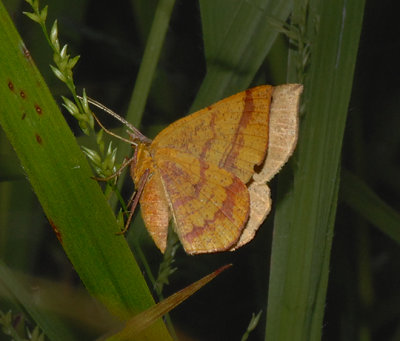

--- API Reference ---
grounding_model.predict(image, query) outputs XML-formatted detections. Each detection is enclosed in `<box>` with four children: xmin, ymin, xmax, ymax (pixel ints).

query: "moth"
<box><xmin>90</xmin><ymin>84</ymin><xmax>302</xmax><ymax>254</ymax></box>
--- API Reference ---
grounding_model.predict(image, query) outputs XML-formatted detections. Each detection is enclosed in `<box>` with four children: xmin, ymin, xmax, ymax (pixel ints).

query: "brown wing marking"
<box><xmin>150</xmin><ymin>85</ymin><xmax>272</xmax><ymax>184</ymax></box>
<box><xmin>154</xmin><ymin>148</ymin><xmax>249</xmax><ymax>254</ymax></box>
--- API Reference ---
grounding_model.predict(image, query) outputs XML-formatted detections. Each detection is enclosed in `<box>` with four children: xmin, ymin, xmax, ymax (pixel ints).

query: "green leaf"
<box><xmin>265</xmin><ymin>0</ymin><xmax>366</xmax><ymax>340</ymax></box>
<box><xmin>0</xmin><ymin>2</ymin><xmax>171</xmax><ymax>339</ymax></box>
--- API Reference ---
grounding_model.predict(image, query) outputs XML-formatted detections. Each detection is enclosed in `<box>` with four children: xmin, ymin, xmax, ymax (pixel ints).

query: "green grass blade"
<box><xmin>341</xmin><ymin>169</ymin><xmax>400</xmax><ymax>244</ymax></box>
<box><xmin>266</xmin><ymin>1</ymin><xmax>366</xmax><ymax>340</ymax></box>
<box><xmin>191</xmin><ymin>0</ymin><xmax>293</xmax><ymax>111</ymax></box>
<box><xmin>0</xmin><ymin>3</ymin><xmax>171</xmax><ymax>339</ymax></box>
<box><xmin>125</xmin><ymin>0</ymin><xmax>176</xmax><ymax>128</ymax></box>
<box><xmin>108</xmin><ymin>265</ymin><xmax>231</xmax><ymax>340</ymax></box>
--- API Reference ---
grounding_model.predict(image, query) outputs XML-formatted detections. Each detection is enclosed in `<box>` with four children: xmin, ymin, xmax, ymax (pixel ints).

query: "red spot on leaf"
<box><xmin>49</xmin><ymin>219</ymin><xmax>62</xmax><ymax>243</ymax></box>
<box><xmin>21</xmin><ymin>112</ymin><xmax>26</xmax><ymax>120</ymax></box>
<box><xmin>20</xmin><ymin>90</ymin><xmax>26</xmax><ymax>99</ymax></box>
<box><xmin>35</xmin><ymin>134</ymin><xmax>42</xmax><ymax>144</ymax></box>
<box><xmin>35</xmin><ymin>104</ymin><xmax>42</xmax><ymax>115</ymax></box>
<box><xmin>8</xmin><ymin>81</ymin><xmax>14</xmax><ymax>91</ymax></box>
<box><xmin>21</xmin><ymin>45</ymin><xmax>32</xmax><ymax>61</ymax></box>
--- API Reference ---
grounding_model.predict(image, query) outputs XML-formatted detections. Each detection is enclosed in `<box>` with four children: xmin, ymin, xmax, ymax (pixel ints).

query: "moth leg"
<box><xmin>93</xmin><ymin>146</ymin><xmax>138</xmax><ymax>182</ymax></box>
<box><xmin>126</xmin><ymin>187</ymin><xmax>137</xmax><ymax>209</ymax></box>
<box><xmin>116</xmin><ymin>168</ymin><xmax>150</xmax><ymax>235</ymax></box>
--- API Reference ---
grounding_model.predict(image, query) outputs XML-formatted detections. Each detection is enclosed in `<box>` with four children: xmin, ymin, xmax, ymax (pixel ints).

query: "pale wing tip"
<box><xmin>229</xmin><ymin>84</ymin><xmax>302</xmax><ymax>251</ymax></box>
<box><xmin>229</xmin><ymin>182</ymin><xmax>271</xmax><ymax>251</ymax></box>
<box><xmin>253</xmin><ymin>83</ymin><xmax>303</xmax><ymax>184</ymax></box>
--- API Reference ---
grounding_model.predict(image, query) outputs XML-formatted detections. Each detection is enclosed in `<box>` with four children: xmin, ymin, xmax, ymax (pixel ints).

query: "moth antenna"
<box><xmin>91</xmin><ymin>111</ymin><xmax>137</xmax><ymax>146</ymax></box>
<box><xmin>78</xmin><ymin>95</ymin><xmax>151</xmax><ymax>144</ymax></box>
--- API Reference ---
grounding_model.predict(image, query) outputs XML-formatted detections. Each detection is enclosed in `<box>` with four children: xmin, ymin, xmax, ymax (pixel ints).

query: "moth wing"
<box><xmin>154</xmin><ymin>148</ymin><xmax>249</xmax><ymax>254</ymax></box>
<box><xmin>151</xmin><ymin>85</ymin><xmax>272</xmax><ymax>184</ymax></box>
<box><xmin>139</xmin><ymin>169</ymin><xmax>171</xmax><ymax>253</ymax></box>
